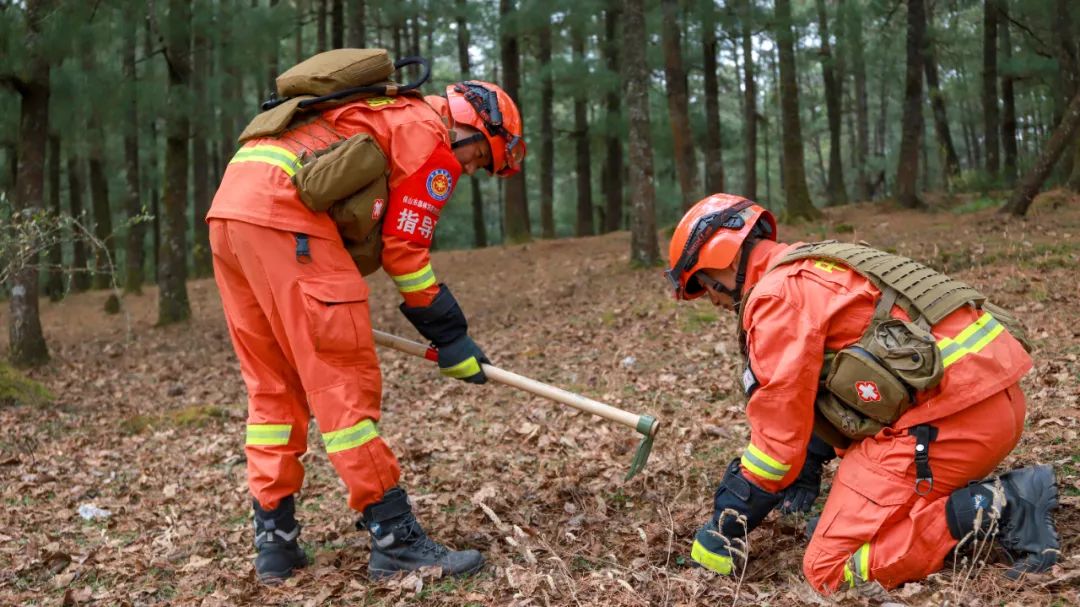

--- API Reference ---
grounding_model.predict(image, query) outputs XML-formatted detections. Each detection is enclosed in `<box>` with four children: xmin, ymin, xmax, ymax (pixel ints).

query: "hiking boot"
<box><xmin>359</xmin><ymin>487</ymin><xmax>484</xmax><ymax>580</ymax></box>
<box><xmin>946</xmin><ymin>465</ymin><xmax>1060</xmax><ymax>579</ymax></box>
<box><xmin>253</xmin><ymin>495</ymin><xmax>308</xmax><ymax>583</ymax></box>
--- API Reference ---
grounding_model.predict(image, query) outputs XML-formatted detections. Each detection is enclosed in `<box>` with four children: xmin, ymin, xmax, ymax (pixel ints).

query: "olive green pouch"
<box><xmin>290</xmin><ymin>133</ymin><xmax>387</xmax><ymax>212</ymax></box>
<box><xmin>815</xmin><ymin>391</ymin><xmax>883</xmax><ymax>443</ymax></box>
<box><xmin>331</xmin><ymin>177</ymin><xmax>389</xmax><ymax>276</ymax></box>
<box><xmin>825</xmin><ymin>345</ymin><xmax>912</xmax><ymax>424</ymax></box>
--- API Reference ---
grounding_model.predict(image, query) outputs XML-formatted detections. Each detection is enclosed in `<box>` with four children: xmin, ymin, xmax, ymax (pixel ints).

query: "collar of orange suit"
<box><xmin>738</xmin><ymin>239</ymin><xmax>798</xmax><ymax>297</ymax></box>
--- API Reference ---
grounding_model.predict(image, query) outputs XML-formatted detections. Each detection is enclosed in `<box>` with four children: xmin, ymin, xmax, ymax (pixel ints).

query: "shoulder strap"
<box><xmin>773</xmin><ymin>241</ymin><xmax>985</xmax><ymax>326</ymax></box>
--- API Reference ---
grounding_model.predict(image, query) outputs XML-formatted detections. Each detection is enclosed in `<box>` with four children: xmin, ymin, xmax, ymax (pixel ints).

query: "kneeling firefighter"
<box><xmin>666</xmin><ymin>194</ymin><xmax>1059</xmax><ymax>593</ymax></box>
<box><xmin>206</xmin><ymin>49</ymin><xmax>525</xmax><ymax>582</ymax></box>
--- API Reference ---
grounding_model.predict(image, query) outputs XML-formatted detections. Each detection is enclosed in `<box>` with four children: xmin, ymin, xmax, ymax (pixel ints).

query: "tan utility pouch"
<box><xmin>815</xmin><ymin>392</ymin><xmax>882</xmax><ymax>445</ymax></box>
<box><xmin>276</xmin><ymin>49</ymin><xmax>394</xmax><ymax>98</ymax></box>
<box><xmin>331</xmin><ymin>178</ymin><xmax>388</xmax><ymax>276</ymax></box>
<box><xmin>290</xmin><ymin>134</ymin><xmax>387</xmax><ymax>212</ymax></box>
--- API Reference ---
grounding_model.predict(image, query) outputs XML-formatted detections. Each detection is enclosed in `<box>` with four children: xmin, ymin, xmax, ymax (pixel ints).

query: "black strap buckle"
<box><xmin>912</xmin><ymin>424</ymin><xmax>939</xmax><ymax>496</ymax></box>
<box><xmin>295</xmin><ymin>233</ymin><xmax>312</xmax><ymax>264</ymax></box>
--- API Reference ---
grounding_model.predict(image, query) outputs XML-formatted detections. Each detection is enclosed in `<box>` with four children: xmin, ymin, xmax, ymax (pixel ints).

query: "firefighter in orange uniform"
<box><xmin>207</xmin><ymin>79</ymin><xmax>525</xmax><ymax>582</ymax></box>
<box><xmin>666</xmin><ymin>194</ymin><xmax>1059</xmax><ymax>593</ymax></box>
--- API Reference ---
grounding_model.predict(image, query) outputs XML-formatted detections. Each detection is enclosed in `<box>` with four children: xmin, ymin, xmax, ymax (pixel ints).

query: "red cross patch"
<box><xmin>855</xmin><ymin>381</ymin><xmax>881</xmax><ymax>402</ymax></box>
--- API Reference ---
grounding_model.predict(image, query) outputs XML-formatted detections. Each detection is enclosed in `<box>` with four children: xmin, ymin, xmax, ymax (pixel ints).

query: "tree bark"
<box><xmin>455</xmin><ymin>0</ymin><xmax>488</xmax><ymax>247</ymax></box>
<box><xmin>922</xmin><ymin>0</ymin><xmax>961</xmax><ymax>183</ymax></box>
<box><xmin>660</xmin><ymin>0</ymin><xmax>700</xmax><ymax>210</ymax></box>
<box><xmin>982</xmin><ymin>0</ymin><xmax>1000</xmax><ymax>178</ymax></box>
<box><xmin>158</xmin><ymin>0</ymin><xmax>192</xmax><ymax>325</ymax></box>
<box><xmin>144</xmin><ymin>17</ymin><xmax>161</xmax><ymax>282</ymax></box>
<box><xmin>895</xmin><ymin>0</ymin><xmax>927</xmax><ymax>209</ymax></box>
<box><xmin>701</xmin><ymin>0</ymin><xmax>724</xmax><ymax>195</ymax></box>
<box><xmin>815</xmin><ymin>0</ymin><xmax>848</xmax><ymax>205</ymax></box>
<box><xmin>88</xmin><ymin>151</ymin><xmax>114</xmax><ymax>290</ymax></box>
<box><xmin>999</xmin><ymin>0</ymin><xmax>1017</xmax><ymax>186</ymax></box>
<box><xmin>1002</xmin><ymin>91</ymin><xmax>1080</xmax><ymax>215</ymax></box>
<box><xmin>45</xmin><ymin>135</ymin><xmax>64</xmax><ymax>301</ymax></box>
<box><xmin>537</xmin><ymin>12</ymin><xmax>555</xmax><ymax>238</ymax></box>
<box><xmin>123</xmin><ymin>10</ymin><xmax>145</xmax><ymax>294</ymax></box>
<box><xmin>623</xmin><ymin>0</ymin><xmax>659</xmax><ymax>265</ymax></box>
<box><xmin>317</xmin><ymin>0</ymin><xmax>328</xmax><ymax>52</ymax></box>
<box><xmin>348</xmin><ymin>0</ymin><xmax>366</xmax><ymax>47</ymax></box>
<box><xmin>192</xmin><ymin>28</ymin><xmax>212</xmax><ymax>278</ymax></box>
<box><xmin>332</xmin><ymin>0</ymin><xmax>344</xmax><ymax>48</ymax></box>
<box><xmin>741</xmin><ymin>0</ymin><xmax>757</xmax><ymax>200</ymax></box>
<box><xmin>8</xmin><ymin>0</ymin><xmax>52</xmax><ymax>367</ymax></box>
<box><xmin>603</xmin><ymin>3</ymin><xmax>625</xmax><ymax>232</ymax></box>
<box><xmin>572</xmin><ymin>23</ymin><xmax>594</xmax><ymax>237</ymax></box>
<box><xmin>67</xmin><ymin>153</ymin><xmax>91</xmax><ymax>292</ymax></box>
<box><xmin>499</xmin><ymin>0</ymin><xmax>530</xmax><ymax>243</ymax></box>
<box><xmin>841</xmin><ymin>0</ymin><xmax>870</xmax><ymax>200</ymax></box>
<box><xmin>775</xmin><ymin>0</ymin><xmax>818</xmax><ymax>220</ymax></box>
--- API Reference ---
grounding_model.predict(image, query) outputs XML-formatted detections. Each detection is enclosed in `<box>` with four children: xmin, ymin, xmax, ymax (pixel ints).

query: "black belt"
<box><xmin>912</xmin><ymin>424</ymin><xmax>939</xmax><ymax>496</ymax></box>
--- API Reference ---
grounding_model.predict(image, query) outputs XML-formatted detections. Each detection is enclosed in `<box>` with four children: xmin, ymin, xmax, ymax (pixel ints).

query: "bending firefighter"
<box><xmin>666</xmin><ymin>194</ymin><xmax>1059</xmax><ymax>593</ymax></box>
<box><xmin>206</xmin><ymin>50</ymin><xmax>525</xmax><ymax>582</ymax></box>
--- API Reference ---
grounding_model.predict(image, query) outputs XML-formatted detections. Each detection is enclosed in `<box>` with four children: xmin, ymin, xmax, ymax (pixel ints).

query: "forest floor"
<box><xmin>1</xmin><ymin>190</ymin><xmax>1079</xmax><ymax>607</ymax></box>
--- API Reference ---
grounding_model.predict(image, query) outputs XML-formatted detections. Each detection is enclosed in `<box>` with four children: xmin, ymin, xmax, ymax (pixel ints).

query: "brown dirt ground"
<box><xmin>1</xmin><ymin>191</ymin><xmax>1078</xmax><ymax>606</ymax></box>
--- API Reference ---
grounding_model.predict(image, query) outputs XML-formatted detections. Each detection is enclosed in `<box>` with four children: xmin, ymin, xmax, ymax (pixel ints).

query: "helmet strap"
<box><xmin>730</xmin><ymin>238</ymin><xmax>760</xmax><ymax>311</ymax></box>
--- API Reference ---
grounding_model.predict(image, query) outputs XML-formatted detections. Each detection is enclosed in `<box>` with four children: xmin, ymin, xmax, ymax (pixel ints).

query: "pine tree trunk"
<box><xmin>348</xmin><ymin>0</ymin><xmax>366</xmax><ymax>47</ymax></box>
<box><xmin>660</xmin><ymin>0</ymin><xmax>699</xmax><ymax>210</ymax></box>
<box><xmin>295</xmin><ymin>0</ymin><xmax>305</xmax><ymax>62</ymax></box>
<box><xmin>775</xmin><ymin>0</ymin><xmax>819</xmax><ymax>219</ymax></box>
<box><xmin>924</xmin><ymin>45</ymin><xmax>962</xmax><ymax>181</ymax></box>
<box><xmin>999</xmin><ymin>1</ymin><xmax>1017</xmax><ymax>186</ymax></box>
<box><xmin>45</xmin><ymin>135</ymin><xmax>64</xmax><ymax>301</ymax></box>
<box><xmin>192</xmin><ymin>29</ymin><xmax>212</xmax><ymax>277</ymax></box>
<box><xmin>815</xmin><ymin>0</ymin><xmax>847</xmax><ymax>205</ymax></box>
<box><xmin>1002</xmin><ymin>90</ymin><xmax>1080</xmax><ymax>215</ymax></box>
<box><xmin>896</xmin><ymin>0</ymin><xmax>926</xmax><ymax>209</ymax></box>
<box><xmin>701</xmin><ymin>0</ymin><xmax>724</xmax><ymax>195</ymax></box>
<box><xmin>603</xmin><ymin>3</ymin><xmax>624</xmax><ymax>232</ymax></box>
<box><xmin>572</xmin><ymin>24</ymin><xmax>594</xmax><ymax>237</ymax></box>
<box><xmin>982</xmin><ymin>0</ymin><xmax>1000</xmax><ymax>179</ymax></box>
<box><xmin>623</xmin><ymin>0</ymin><xmax>659</xmax><ymax>265</ymax></box>
<box><xmin>123</xmin><ymin>11</ymin><xmax>145</xmax><ymax>294</ymax></box>
<box><xmin>67</xmin><ymin>153</ymin><xmax>91</xmax><ymax>292</ymax></box>
<box><xmin>88</xmin><ymin>152</ymin><xmax>114</xmax><ymax>290</ymax></box>
<box><xmin>332</xmin><ymin>0</ymin><xmax>344</xmax><ymax>48</ymax></box>
<box><xmin>8</xmin><ymin>0</ymin><xmax>52</xmax><ymax>367</ymax></box>
<box><xmin>317</xmin><ymin>0</ymin><xmax>328</xmax><ymax>52</ymax></box>
<box><xmin>538</xmin><ymin>13</ymin><xmax>555</xmax><ymax>238</ymax></box>
<box><xmin>158</xmin><ymin>0</ymin><xmax>192</xmax><ymax>325</ymax></box>
<box><xmin>499</xmin><ymin>0</ymin><xmax>531</xmax><ymax>243</ymax></box>
<box><xmin>841</xmin><ymin>0</ymin><xmax>870</xmax><ymax>200</ymax></box>
<box><xmin>741</xmin><ymin>0</ymin><xmax>757</xmax><ymax>200</ymax></box>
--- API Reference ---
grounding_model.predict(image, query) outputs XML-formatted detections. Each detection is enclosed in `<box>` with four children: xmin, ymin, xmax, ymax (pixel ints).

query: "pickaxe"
<box><xmin>372</xmin><ymin>329</ymin><xmax>660</xmax><ymax>480</ymax></box>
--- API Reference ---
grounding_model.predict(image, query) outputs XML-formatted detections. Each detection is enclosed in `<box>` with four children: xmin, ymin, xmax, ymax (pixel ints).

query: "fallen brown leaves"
<box><xmin>0</xmin><ymin>191</ymin><xmax>1078</xmax><ymax>606</ymax></box>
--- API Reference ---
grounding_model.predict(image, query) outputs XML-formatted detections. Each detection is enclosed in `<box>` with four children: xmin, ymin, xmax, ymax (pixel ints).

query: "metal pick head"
<box><xmin>625</xmin><ymin>415</ymin><xmax>660</xmax><ymax>481</ymax></box>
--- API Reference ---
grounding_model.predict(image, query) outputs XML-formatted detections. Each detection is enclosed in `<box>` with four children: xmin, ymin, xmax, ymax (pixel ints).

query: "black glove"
<box><xmin>400</xmin><ymin>284</ymin><xmax>489</xmax><ymax>384</ymax></box>
<box><xmin>779</xmin><ymin>434</ymin><xmax>836</xmax><ymax>515</ymax></box>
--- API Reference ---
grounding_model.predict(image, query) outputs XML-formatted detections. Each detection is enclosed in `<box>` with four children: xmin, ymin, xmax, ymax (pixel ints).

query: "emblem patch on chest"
<box><xmin>855</xmin><ymin>381</ymin><xmax>881</xmax><ymax>402</ymax></box>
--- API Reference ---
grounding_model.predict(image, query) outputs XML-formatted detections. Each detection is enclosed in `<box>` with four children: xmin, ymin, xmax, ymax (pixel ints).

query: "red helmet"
<box><xmin>665</xmin><ymin>194</ymin><xmax>777</xmax><ymax>300</ymax></box>
<box><xmin>446</xmin><ymin>80</ymin><xmax>526</xmax><ymax>177</ymax></box>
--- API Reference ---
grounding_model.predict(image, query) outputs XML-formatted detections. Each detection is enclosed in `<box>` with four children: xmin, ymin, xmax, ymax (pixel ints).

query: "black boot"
<box><xmin>359</xmin><ymin>487</ymin><xmax>484</xmax><ymax>580</ymax></box>
<box><xmin>253</xmin><ymin>495</ymin><xmax>308</xmax><ymax>583</ymax></box>
<box><xmin>946</xmin><ymin>465</ymin><xmax>1060</xmax><ymax>579</ymax></box>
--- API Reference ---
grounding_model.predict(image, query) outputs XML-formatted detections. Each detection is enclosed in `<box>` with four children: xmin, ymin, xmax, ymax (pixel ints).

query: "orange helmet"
<box><xmin>446</xmin><ymin>80</ymin><xmax>526</xmax><ymax>177</ymax></box>
<box><xmin>665</xmin><ymin>194</ymin><xmax>777</xmax><ymax>301</ymax></box>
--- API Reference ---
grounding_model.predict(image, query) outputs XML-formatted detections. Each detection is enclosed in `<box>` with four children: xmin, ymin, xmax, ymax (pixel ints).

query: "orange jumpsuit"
<box><xmin>207</xmin><ymin>94</ymin><xmax>462</xmax><ymax>513</ymax></box>
<box><xmin>735</xmin><ymin>240</ymin><xmax>1032</xmax><ymax>593</ymax></box>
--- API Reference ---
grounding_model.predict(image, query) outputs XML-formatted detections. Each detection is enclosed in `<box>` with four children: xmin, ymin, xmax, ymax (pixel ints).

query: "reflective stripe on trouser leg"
<box><xmin>842</xmin><ymin>543</ymin><xmax>871</xmax><ymax>588</ymax></box>
<box><xmin>321</xmin><ymin>419</ymin><xmax>380</xmax><ymax>453</ymax></box>
<box><xmin>246</xmin><ymin>424</ymin><xmax>292</xmax><ymax>446</ymax></box>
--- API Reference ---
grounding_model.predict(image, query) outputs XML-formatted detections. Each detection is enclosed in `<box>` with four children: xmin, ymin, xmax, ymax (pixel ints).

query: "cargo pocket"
<box><xmin>296</xmin><ymin>272</ymin><xmax>370</xmax><ymax>361</ymax></box>
<box><xmin>817</xmin><ymin>458</ymin><xmax>914</xmax><ymax>542</ymax></box>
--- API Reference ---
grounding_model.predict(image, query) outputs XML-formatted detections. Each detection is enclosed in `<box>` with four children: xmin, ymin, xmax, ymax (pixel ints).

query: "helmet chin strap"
<box><xmin>702</xmin><ymin>238</ymin><xmax>759</xmax><ymax>311</ymax></box>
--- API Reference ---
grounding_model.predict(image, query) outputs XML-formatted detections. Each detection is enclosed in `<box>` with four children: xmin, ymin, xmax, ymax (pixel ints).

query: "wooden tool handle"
<box><xmin>371</xmin><ymin>329</ymin><xmax>658</xmax><ymax>436</ymax></box>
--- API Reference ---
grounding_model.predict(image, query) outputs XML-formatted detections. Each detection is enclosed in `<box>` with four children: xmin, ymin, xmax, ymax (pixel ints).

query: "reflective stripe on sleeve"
<box><xmin>740</xmin><ymin>443</ymin><xmax>792</xmax><ymax>481</ymax></box>
<box><xmin>321</xmin><ymin>419</ymin><xmax>379</xmax><ymax>454</ymax></box>
<box><xmin>937</xmin><ymin>312</ymin><xmax>1006</xmax><ymax>368</ymax></box>
<box><xmin>389</xmin><ymin>264</ymin><xmax>437</xmax><ymax>294</ymax></box>
<box><xmin>229</xmin><ymin>145</ymin><xmax>304</xmax><ymax>177</ymax></box>
<box><xmin>246</xmin><ymin>424</ymin><xmax>292</xmax><ymax>446</ymax></box>
<box><xmin>842</xmin><ymin>543</ymin><xmax>871</xmax><ymax>588</ymax></box>
<box><xmin>440</xmin><ymin>356</ymin><xmax>482</xmax><ymax>379</ymax></box>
